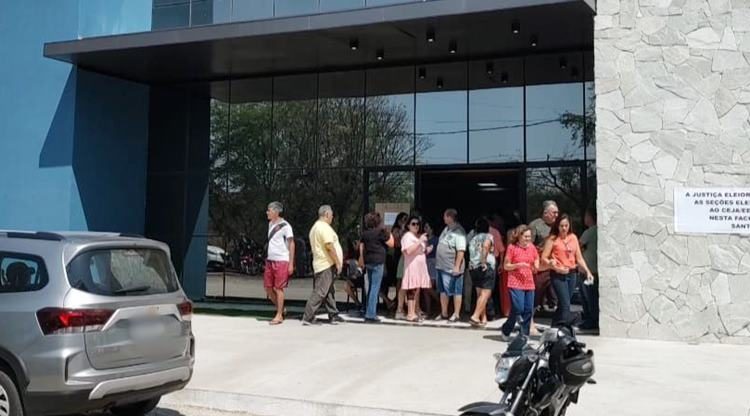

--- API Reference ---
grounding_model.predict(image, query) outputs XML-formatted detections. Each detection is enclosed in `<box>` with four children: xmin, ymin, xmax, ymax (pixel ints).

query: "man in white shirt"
<box><xmin>265</xmin><ymin>201</ymin><xmax>295</xmax><ymax>325</ymax></box>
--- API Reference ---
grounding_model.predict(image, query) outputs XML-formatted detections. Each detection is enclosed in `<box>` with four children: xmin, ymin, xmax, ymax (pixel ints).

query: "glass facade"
<box><xmin>152</xmin><ymin>0</ymin><xmax>431</xmax><ymax>29</ymax></box>
<box><xmin>207</xmin><ymin>52</ymin><xmax>595</xmax><ymax>299</ymax></box>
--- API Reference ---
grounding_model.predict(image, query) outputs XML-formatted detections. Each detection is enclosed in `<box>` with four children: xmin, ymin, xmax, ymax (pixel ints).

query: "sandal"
<box><xmin>269</xmin><ymin>319</ymin><xmax>283</xmax><ymax>326</ymax></box>
<box><xmin>469</xmin><ymin>318</ymin><xmax>484</xmax><ymax>327</ymax></box>
<box><xmin>448</xmin><ymin>315</ymin><xmax>459</xmax><ymax>323</ymax></box>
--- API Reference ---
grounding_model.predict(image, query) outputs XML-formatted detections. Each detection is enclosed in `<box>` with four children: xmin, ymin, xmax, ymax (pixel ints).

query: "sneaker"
<box><xmin>329</xmin><ymin>315</ymin><xmax>345</xmax><ymax>325</ymax></box>
<box><xmin>448</xmin><ymin>315</ymin><xmax>459</xmax><ymax>323</ymax></box>
<box><xmin>364</xmin><ymin>317</ymin><xmax>382</xmax><ymax>324</ymax></box>
<box><xmin>499</xmin><ymin>332</ymin><xmax>511</xmax><ymax>342</ymax></box>
<box><xmin>434</xmin><ymin>314</ymin><xmax>448</xmax><ymax>321</ymax></box>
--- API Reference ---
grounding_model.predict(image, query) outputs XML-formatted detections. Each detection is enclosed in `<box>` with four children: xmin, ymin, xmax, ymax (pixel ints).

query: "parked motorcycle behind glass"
<box><xmin>459</xmin><ymin>325</ymin><xmax>595</xmax><ymax>416</ymax></box>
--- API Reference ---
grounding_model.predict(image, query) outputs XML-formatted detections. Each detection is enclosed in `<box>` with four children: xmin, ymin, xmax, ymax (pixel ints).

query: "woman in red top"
<box><xmin>541</xmin><ymin>214</ymin><xmax>595</xmax><ymax>326</ymax></box>
<box><xmin>501</xmin><ymin>225</ymin><xmax>539</xmax><ymax>337</ymax></box>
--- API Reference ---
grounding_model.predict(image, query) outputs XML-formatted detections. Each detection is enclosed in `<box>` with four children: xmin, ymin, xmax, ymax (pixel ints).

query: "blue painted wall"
<box><xmin>0</xmin><ymin>0</ymin><xmax>79</xmax><ymax>231</ymax></box>
<box><xmin>69</xmin><ymin>70</ymin><xmax>150</xmax><ymax>233</ymax></box>
<box><xmin>0</xmin><ymin>1</ymin><xmax>151</xmax><ymax>234</ymax></box>
<box><xmin>1</xmin><ymin>0</ymin><xmax>207</xmax><ymax>299</ymax></box>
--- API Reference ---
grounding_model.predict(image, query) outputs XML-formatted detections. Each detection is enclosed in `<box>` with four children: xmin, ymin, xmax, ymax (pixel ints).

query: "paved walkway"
<box><xmin>163</xmin><ymin>314</ymin><xmax>750</xmax><ymax>416</ymax></box>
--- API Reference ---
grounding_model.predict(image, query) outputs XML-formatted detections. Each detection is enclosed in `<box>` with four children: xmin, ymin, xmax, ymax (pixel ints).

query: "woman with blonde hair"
<box><xmin>501</xmin><ymin>225</ymin><xmax>539</xmax><ymax>337</ymax></box>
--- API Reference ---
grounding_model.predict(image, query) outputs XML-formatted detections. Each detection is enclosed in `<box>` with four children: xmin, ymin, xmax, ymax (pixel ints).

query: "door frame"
<box><xmin>363</xmin><ymin>160</ymin><xmax>588</xmax><ymax>224</ymax></box>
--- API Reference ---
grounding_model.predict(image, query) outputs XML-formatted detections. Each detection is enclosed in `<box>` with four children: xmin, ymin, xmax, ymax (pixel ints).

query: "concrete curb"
<box><xmin>162</xmin><ymin>388</ymin><xmax>452</xmax><ymax>416</ymax></box>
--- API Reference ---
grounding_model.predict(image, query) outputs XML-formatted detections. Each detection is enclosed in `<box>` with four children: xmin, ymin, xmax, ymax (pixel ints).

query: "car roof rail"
<box><xmin>5</xmin><ymin>231</ymin><xmax>66</xmax><ymax>241</ymax></box>
<box><xmin>119</xmin><ymin>233</ymin><xmax>144</xmax><ymax>238</ymax></box>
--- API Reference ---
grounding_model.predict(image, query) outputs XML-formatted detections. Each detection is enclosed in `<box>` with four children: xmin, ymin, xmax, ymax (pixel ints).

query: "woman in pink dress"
<box><xmin>401</xmin><ymin>215</ymin><xmax>433</xmax><ymax>322</ymax></box>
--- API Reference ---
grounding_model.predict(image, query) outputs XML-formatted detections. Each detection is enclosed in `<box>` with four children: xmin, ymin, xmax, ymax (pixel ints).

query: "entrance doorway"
<box><xmin>417</xmin><ymin>168</ymin><xmax>522</xmax><ymax>231</ymax></box>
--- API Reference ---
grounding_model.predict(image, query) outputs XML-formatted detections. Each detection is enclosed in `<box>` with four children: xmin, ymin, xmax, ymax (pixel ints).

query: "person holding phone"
<box><xmin>400</xmin><ymin>215</ymin><xmax>433</xmax><ymax>322</ymax></box>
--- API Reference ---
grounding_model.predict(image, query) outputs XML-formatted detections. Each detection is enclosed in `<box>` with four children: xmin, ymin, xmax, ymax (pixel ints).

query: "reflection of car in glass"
<box><xmin>0</xmin><ymin>231</ymin><xmax>194</xmax><ymax>416</ymax></box>
<box><xmin>207</xmin><ymin>245</ymin><xmax>226</xmax><ymax>271</ymax></box>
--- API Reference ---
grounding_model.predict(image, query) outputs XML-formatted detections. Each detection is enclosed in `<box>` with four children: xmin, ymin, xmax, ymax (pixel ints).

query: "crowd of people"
<box><xmin>260</xmin><ymin>199</ymin><xmax>599</xmax><ymax>336</ymax></box>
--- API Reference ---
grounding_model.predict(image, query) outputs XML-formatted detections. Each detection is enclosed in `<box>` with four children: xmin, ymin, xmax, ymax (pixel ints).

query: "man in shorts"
<box><xmin>435</xmin><ymin>208</ymin><xmax>467</xmax><ymax>322</ymax></box>
<box><xmin>265</xmin><ymin>201</ymin><xmax>295</xmax><ymax>325</ymax></box>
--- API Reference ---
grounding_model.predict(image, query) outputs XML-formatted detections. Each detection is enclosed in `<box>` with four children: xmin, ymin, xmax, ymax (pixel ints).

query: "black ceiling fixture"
<box><xmin>437</xmin><ymin>77</ymin><xmax>444</xmax><ymax>89</ymax></box>
<box><xmin>511</xmin><ymin>20</ymin><xmax>520</xmax><ymax>35</ymax></box>
<box><xmin>559</xmin><ymin>57</ymin><xmax>568</xmax><ymax>70</ymax></box>
<box><xmin>376</xmin><ymin>48</ymin><xmax>384</xmax><ymax>61</ymax></box>
<box><xmin>530</xmin><ymin>34</ymin><xmax>538</xmax><ymax>47</ymax></box>
<box><xmin>449</xmin><ymin>40</ymin><xmax>457</xmax><ymax>54</ymax></box>
<box><xmin>486</xmin><ymin>62</ymin><xmax>494</xmax><ymax>75</ymax></box>
<box><xmin>426</xmin><ymin>27</ymin><xmax>436</xmax><ymax>43</ymax></box>
<box><xmin>571</xmin><ymin>66</ymin><xmax>580</xmax><ymax>78</ymax></box>
<box><xmin>418</xmin><ymin>67</ymin><xmax>426</xmax><ymax>79</ymax></box>
<box><xmin>500</xmin><ymin>72</ymin><xmax>509</xmax><ymax>83</ymax></box>
<box><xmin>349</xmin><ymin>38</ymin><xmax>359</xmax><ymax>51</ymax></box>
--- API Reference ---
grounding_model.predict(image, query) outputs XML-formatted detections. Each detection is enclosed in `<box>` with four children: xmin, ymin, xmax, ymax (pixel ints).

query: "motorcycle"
<box><xmin>239</xmin><ymin>253</ymin><xmax>264</xmax><ymax>276</ymax></box>
<box><xmin>459</xmin><ymin>325</ymin><xmax>595</xmax><ymax>416</ymax></box>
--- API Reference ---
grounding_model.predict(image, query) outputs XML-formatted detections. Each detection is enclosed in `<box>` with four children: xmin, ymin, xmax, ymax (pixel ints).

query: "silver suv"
<box><xmin>0</xmin><ymin>231</ymin><xmax>194</xmax><ymax>416</ymax></box>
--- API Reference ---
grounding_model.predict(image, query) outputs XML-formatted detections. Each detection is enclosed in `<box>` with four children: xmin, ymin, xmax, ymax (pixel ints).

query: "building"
<box><xmin>0</xmin><ymin>0</ymin><xmax>748</xmax><ymax>343</ymax></box>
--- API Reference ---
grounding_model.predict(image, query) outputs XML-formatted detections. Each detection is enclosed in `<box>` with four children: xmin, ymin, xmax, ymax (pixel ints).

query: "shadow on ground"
<box><xmin>152</xmin><ymin>409</ymin><xmax>186</xmax><ymax>416</ymax></box>
<box><xmin>74</xmin><ymin>408</ymin><xmax>185</xmax><ymax>416</ymax></box>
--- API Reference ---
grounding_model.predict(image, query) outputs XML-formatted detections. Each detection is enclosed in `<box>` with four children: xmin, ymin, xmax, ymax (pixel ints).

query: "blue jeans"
<box><xmin>438</xmin><ymin>270</ymin><xmax>463</xmax><ymax>297</ymax></box>
<box><xmin>365</xmin><ymin>263</ymin><xmax>384</xmax><ymax>319</ymax></box>
<box><xmin>551</xmin><ymin>271</ymin><xmax>578</xmax><ymax>325</ymax></box>
<box><xmin>501</xmin><ymin>289</ymin><xmax>534</xmax><ymax>336</ymax></box>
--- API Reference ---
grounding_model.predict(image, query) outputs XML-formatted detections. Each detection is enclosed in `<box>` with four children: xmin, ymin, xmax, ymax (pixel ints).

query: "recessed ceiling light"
<box><xmin>511</xmin><ymin>20</ymin><xmax>520</xmax><ymax>35</ymax></box>
<box><xmin>349</xmin><ymin>38</ymin><xmax>359</xmax><ymax>51</ymax></box>
<box><xmin>449</xmin><ymin>40</ymin><xmax>457</xmax><ymax>54</ymax></box>
<box><xmin>486</xmin><ymin>62</ymin><xmax>494</xmax><ymax>75</ymax></box>
<box><xmin>376</xmin><ymin>49</ymin><xmax>384</xmax><ymax>61</ymax></box>
<box><xmin>478</xmin><ymin>182</ymin><xmax>499</xmax><ymax>187</ymax></box>
<box><xmin>426</xmin><ymin>27</ymin><xmax>435</xmax><ymax>43</ymax></box>
<box><xmin>437</xmin><ymin>77</ymin><xmax>444</xmax><ymax>89</ymax></box>
<box><xmin>500</xmin><ymin>72</ymin><xmax>509</xmax><ymax>83</ymax></box>
<box><xmin>571</xmin><ymin>66</ymin><xmax>580</xmax><ymax>78</ymax></box>
<box><xmin>418</xmin><ymin>67</ymin><xmax>426</xmax><ymax>79</ymax></box>
<box><xmin>559</xmin><ymin>57</ymin><xmax>568</xmax><ymax>70</ymax></box>
<box><xmin>530</xmin><ymin>34</ymin><xmax>538</xmax><ymax>47</ymax></box>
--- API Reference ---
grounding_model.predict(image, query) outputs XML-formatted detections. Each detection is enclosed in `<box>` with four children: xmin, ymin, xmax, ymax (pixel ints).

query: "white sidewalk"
<box><xmin>163</xmin><ymin>314</ymin><xmax>750</xmax><ymax>416</ymax></box>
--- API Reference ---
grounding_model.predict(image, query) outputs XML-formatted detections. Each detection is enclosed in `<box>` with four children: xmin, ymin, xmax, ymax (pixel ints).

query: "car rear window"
<box><xmin>0</xmin><ymin>252</ymin><xmax>49</xmax><ymax>293</ymax></box>
<box><xmin>67</xmin><ymin>248</ymin><xmax>180</xmax><ymax>296</ymax></box>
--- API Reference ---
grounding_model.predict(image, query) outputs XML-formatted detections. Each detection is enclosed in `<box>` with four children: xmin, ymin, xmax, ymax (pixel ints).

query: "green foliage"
<box><xmin>209</xmin><ymin>96</ymin><xmax>416</xmax><ymax>250</ymax></box>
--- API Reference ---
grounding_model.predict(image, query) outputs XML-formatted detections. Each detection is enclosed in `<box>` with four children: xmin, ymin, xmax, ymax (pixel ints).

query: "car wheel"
<box><xmin>110</xmin><ymin>397</ymin><xmax>160</xmax><ymax>416</ymax></box>
<box><xmin>0</xmin><ymin>369</ymin><xmax>22</xmax><ymax>416</ymax></box>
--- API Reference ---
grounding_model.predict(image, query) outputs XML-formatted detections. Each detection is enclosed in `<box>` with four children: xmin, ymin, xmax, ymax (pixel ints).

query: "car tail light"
<box><xmin>178</xmin><ymin>300</ymin><xmax>193</xmax><ymax>321</ymax></box>
<box><xmin>36</xmin><ymin>308</ymin><xmax>114</xmax><ymax>335</ymax></box>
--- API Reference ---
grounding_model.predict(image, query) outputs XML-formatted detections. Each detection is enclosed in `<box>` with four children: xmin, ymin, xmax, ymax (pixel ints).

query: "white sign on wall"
<box><xmin>675</xmin><ymin>188</ymin><xmax>750</xmax><ymax>234</ymax></box>
<box><xmin>383</xmin><ymin>212</ymin><xmax>399</xmax><ymax>228</ymax></box>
